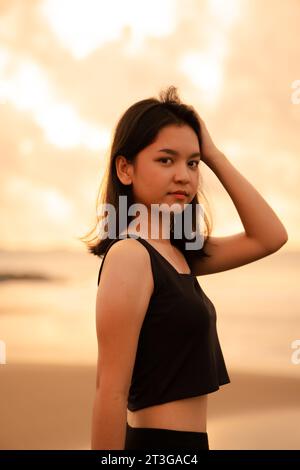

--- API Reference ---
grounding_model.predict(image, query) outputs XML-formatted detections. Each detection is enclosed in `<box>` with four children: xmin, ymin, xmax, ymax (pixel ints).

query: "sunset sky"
<box><xmin>0</xmin><ymin>0</ymin><xmax>299</xmax><ymax>251</ymax></box>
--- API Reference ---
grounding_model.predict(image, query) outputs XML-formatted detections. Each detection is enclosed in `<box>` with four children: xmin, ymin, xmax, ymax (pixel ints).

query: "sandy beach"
<box><xmin>0</xmin><ymin>248</ymin><xmax>299</xmax><ymax>450</ymax></box>
<box><xmin>0</xmin><ymin>363</ymin><xmax>299</xmax><ymax>450</ymax></box>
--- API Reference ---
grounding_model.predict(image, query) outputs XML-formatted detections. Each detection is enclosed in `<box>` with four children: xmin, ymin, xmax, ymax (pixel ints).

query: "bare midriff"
<box><xmin>127</xmin><ymin>394</ymin><xmax>207</xmax><ymax>433</ymax></box>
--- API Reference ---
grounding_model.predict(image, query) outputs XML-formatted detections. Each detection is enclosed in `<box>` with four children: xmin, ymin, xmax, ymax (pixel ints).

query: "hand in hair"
<box><xmin>198</xmin><ymin>117</ymin><xmax>224</xmax><ymax>166</ymax></box>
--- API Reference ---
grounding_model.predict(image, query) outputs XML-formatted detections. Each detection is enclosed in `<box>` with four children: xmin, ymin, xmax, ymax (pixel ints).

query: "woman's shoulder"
<box><xmin>102</xmin><ymin>235</ymin><xmax>152</xmax><ymax>276</ymax></box>
<box><xmin>98</xmin><ymin>235</ymin><xmax>155</xmax><ymax>294</ymax></box>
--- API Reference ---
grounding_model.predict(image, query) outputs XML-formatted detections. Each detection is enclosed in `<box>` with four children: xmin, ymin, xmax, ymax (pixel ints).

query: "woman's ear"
<box><xmin>115</xmin><ymin>155</ymin><xmax>132</xmax><ymax>185</ymax></box>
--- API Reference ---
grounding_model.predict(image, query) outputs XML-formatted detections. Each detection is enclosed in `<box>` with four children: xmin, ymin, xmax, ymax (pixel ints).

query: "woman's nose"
<box><xmin>173</xmin><ymin>163</ymin><xmax>190</xmax><ymax>183</ymax></box>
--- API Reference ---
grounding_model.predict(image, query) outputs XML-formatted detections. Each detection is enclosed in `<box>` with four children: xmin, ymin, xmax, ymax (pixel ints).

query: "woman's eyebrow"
<box><xmin>157</xmin><ymin>148</ymin><xmax>201</xmax><ymax>158</ymax></box>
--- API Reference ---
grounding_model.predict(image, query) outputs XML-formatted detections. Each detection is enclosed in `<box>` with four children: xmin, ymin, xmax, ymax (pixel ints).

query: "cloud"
<box><xmin>0</xmin><ymin>0</ymin><xmax>298</xmax><ymax>249</ymax></box>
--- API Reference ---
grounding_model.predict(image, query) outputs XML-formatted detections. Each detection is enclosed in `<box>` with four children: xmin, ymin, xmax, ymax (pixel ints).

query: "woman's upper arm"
<box><xmin>190</xmin><ymin>232</ymin><xmax>286</xmax><ymax>276</ymax></box>
<box><xmin>95</xmin><ymin>238</ymin><xmax>154</xmax><ymax>399</ymax></box>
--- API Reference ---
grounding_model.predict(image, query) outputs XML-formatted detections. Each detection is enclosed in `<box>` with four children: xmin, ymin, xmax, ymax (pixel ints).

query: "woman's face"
<box><xmin>130</xmin><ymin>124</ymin><xmax>201</xmax><ymax>211</ymax></box>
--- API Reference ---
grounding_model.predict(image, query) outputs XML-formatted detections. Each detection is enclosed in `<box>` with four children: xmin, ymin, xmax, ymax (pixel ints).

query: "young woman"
<box><xmin>83</xmin><ymin>86</ymin><xmax>288</xmax><ymax>450</ymax></box>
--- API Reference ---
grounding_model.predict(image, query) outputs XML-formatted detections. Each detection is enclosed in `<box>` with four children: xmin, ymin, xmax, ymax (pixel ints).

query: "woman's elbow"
<box><xmin>268</xmin><ymin>229</ymin><xmax>289</xmax><ymax>253</ymax></box>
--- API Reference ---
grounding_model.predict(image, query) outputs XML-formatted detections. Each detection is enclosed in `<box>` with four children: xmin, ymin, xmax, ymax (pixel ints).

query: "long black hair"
<box><xmin>79</xmin><ymin>85</ymin><xmax>213</xmax><ymax>263</ymax></box>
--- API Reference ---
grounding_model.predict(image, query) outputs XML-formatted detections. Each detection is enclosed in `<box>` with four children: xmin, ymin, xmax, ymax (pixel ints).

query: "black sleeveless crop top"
<box><xmin>97</xmin><ymin>234</ymin><xmax>230</xmax><ymax>411</ymax></box>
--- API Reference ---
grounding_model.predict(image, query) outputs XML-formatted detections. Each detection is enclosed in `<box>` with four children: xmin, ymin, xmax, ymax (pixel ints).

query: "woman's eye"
<box><xmin>158</xmin><ymin>158</ymin><xmax>199</xmax><ymax>168</ymax></box>
<box><xmin>158</xmin><ymin>157</ymin><xmax>172</xmax><ymax>164</ymax></box>
<box><xmin>189</xmin><ymin>160</ymin><xmax>200</xmax><ymax>168</ymax></box>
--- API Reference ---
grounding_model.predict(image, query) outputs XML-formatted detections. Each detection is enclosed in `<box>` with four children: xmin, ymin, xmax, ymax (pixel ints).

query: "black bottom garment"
<box><xmin>124</xmin><ymin>422</ymin><xmax>209</xmax><ymax>450</ymax></box>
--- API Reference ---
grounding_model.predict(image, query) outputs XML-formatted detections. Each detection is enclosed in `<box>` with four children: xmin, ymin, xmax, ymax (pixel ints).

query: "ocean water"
<box><xmin>0</xmin><ymin>247</ymin><xmax>299</xmax><ymax>377</ymax></box>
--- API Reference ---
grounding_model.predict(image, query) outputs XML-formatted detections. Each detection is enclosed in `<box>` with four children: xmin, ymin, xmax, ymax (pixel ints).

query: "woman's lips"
<box><xmin>168</xmin><ymin>193</ymin><xmax>187</xmax><ymax>200</ymax></box>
